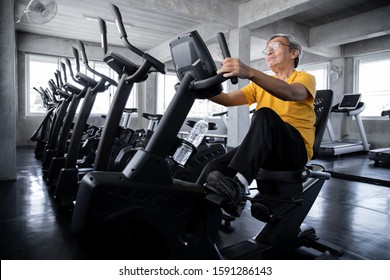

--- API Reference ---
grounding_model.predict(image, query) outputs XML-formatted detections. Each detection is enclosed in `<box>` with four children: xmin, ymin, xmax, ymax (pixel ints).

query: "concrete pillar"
<box><xmin>342</xmin><ymin>57</ymin><xmax>363</xmax><ymax>140</ymax></box>
<box><xmin>0</xmin><ymin>0</ymin><xmax>17</xmax><ymax>181</ymax></box>
<box><xmin>330</xmin><ymin>58</ymin><xmax>346</xmax><ymax>140</ymax></box>
<box><xmin>226</xmin><ymin>28</ymin><xmax>251</xmax><ymax>148</ymax></box>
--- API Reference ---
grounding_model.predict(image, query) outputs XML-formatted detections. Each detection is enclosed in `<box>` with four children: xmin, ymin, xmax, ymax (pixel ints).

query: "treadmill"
<box><xmin>368</xmin><ymin>109</ymin><xmax>390</xmax><ymax>166</ymax></box>
<box><xmin>319</xmin><ymin>93</ymin><xmax>370</xmax><ymax>156</ymax></box>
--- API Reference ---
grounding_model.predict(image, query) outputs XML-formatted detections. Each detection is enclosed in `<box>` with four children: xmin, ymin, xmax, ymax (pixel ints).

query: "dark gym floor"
<box><xmin>1</xmin><ymin>146</ymin><xmax>389</xmax><ymax>260</ymax></box>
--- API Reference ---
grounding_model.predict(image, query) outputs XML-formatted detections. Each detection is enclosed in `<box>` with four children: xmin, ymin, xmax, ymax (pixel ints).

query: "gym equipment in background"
<box><xmin>319</xmin><ymin>93</ymin><xmax>370</xmax><ymax>156</ymax></box>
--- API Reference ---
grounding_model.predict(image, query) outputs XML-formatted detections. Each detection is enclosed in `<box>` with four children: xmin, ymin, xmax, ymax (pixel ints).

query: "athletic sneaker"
<box><xmin>205</xmin><ymin>171</ymin><xmax>247</xmax><ymax>217</ymax></box>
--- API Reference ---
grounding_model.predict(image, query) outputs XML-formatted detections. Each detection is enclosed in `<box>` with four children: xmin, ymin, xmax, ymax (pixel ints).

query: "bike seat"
<box><xmin>141</xmin><ymin>113</ymin><xmax>163</xmax><ymax>121</ymax></box>
<box><xmin>123</xmin><ymin>108</ymin><xmax>138</xmax><ymax>114</ymax></box>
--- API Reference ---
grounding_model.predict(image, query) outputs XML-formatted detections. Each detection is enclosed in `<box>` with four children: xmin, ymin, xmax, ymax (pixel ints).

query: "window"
<box><xmin>156</xmin><ymin>71</ymin><xmax>177</xmax><ymax>115</ymax></box>
<box><xmin>355</xmin><ymin>52</ymin><xmax>390</xmax><ymax>117</ymax></box>
<box><xmin>265</xmin><ymin>62</ymin><xmax>329</xmax><ymax>92</ymax></box>
<box><xmin>156</xmin><ymin>71</ymin><xmax>226</xmax><ymax>118</ymax></box>
<box><xmin>190</xmin><ymin>81</ymin><xmax>227</xmax><ymax>118</ymax></box>
<box><xmin>26</xmin><ymin>54</ymin><xmax>60</xmax><ymax>114</ymax></box>
<box><xmin>297</xmin><ymin>62</ymin><xmax>329</xmax><ymax>90</ymax></box>
<box><xmin>26</xmin><ymin>54</ymin><xmax>136</xmax><ymax>115</ymax></box>
<box><xmin>87</xmin><ymin>61</ymin><xmax>114</xmax><ymax>114</ymax></box>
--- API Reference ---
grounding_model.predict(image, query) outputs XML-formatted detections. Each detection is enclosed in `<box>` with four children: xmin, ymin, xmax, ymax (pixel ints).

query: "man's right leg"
<box><xmin>229</xmin><ymin>107</ymin><xmax>307</xmax><ymax>182</ymax></box>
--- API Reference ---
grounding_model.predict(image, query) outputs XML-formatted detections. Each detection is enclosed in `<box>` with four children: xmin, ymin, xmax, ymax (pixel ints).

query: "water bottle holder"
<box><xmin>171</xmin><ymin>139</ymin><xmax>198</xmax><ymax>167</ymax></box>
<box><xmin>181</xmin><ymin>139</ymin><xmax>198</xmax><ymax>156</ymax></box>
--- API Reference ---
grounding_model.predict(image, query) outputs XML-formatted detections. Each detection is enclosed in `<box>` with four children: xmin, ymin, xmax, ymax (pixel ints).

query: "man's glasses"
<box><xmin>262</xmin><ymin>41</ymin><xmax>290</xmax><ymax>55</ymax></box>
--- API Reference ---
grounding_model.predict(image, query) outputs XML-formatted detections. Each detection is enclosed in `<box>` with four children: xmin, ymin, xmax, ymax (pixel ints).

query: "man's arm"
<box><xmin>246</xmin><ymin>71</ymin><xmax>310</xmax><ymax>102</ymax></box>
<box><xmin>217</xmin><ymin>58</ymin><xmax>311</xmax><ymax>102</ymax></box>
<box><xmin>209</xmin><ymin>90</ymin><xmax>248</xmax><ymax>107</ymax></box>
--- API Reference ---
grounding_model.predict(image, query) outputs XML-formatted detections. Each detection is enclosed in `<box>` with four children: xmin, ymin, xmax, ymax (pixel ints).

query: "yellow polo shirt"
<box><xmin>241</xmin><ymin>70</ymin><xmax>316</xmax><ymax>160</ymax></box>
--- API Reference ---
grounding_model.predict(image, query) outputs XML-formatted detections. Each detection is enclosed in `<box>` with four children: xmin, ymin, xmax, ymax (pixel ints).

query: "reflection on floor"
<box><xmin>0</xmin><ymin>147</ymin><xmax>389</xmax><ymax>260</ymax></box>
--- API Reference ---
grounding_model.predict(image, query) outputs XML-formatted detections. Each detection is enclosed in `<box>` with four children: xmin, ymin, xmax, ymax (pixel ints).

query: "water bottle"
<box><xmin>173</xmin><ymin>118</ymin><xmax>209</xmax><ymax>166</ymax></box>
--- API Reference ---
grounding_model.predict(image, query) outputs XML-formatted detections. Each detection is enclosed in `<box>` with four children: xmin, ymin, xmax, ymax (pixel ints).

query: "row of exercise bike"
<box><xmin>30</xmin><ymin>3</ymin><xmax>344</xmax><ymax>259</ymax></box>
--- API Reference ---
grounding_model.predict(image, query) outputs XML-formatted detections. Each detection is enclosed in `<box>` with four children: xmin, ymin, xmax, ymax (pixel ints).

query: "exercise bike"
<box><xmin>72</xmin><ymin>23</ymin><xmax>338</xmax><ymax>259</ymax></box>
<box><xmin>42</xmin><ymin>51</ymin><xmax>95</xmax><ymax>181</ymax></box>
<box><xmin>52</xmin><ymin>40</ymin><xmax>118</xmax><ymax>201</ymax></box>
<box><xmin>30</xmin><ymin>83</ymin><xmax>64</xmax><ymax>160</ymax></box>
<box><xmin>92</xmin><ymin>8</ymin><xmax>225</xmax><ymax>183</ymax></box>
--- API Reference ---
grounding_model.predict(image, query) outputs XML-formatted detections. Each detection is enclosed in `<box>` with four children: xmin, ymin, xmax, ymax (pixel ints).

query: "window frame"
<box><xmin>25</xmin><ymin>53</ymin><xmax>135</xmax><ymax>116</ymax></box>
<box><xmin>156</xmin><ymin>70</ymin><xmax>178</xmax><ymax>115</ymax></box>
<box><xmin>25</xmin><ymin>53</ymin><xmax>60</xmax><ymax>116</ymax></box>
<box><xmin>156</xmin><ymin>71</ymin><xmax>227</xmax><ymax>118</ymax></box>
<box><xmin>354</xmin><ymin>51</ymin><xmax>390</xmax><ymax>120</ymax></box>
<box><xmin>297</xmin><ymin>61</ymin><xmax>330</xmax><ymax>90</ymax></box>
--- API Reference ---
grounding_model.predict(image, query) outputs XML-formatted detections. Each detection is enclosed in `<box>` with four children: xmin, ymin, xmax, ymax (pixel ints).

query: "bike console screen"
<box><xmin>170</xmin><ymin>31</ymin><xmax>223</xmax><ymax>98</ymax></box>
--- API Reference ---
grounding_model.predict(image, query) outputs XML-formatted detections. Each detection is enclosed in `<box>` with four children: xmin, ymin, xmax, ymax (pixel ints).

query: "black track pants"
<box><xmin>229</xmin><ymin>107</ymin><xmax>308</xmax><ymax>183</ymax></box>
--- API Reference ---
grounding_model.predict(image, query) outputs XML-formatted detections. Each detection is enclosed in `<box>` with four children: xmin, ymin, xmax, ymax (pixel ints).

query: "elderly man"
<box><xmin>205</xmin><ymin>34</ymin><xmax>316</xmax><ymax>217</ymax></box>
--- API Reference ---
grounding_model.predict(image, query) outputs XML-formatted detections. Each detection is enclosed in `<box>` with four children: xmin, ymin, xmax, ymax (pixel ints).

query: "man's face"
<box><xmin>263</xmin><ymin>37</ymin><xmax>297</xmax><ymax>69</ymax></box>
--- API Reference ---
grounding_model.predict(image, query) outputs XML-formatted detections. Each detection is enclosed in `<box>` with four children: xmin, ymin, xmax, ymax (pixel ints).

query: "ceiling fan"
<box><xmin>15</xmin><ymin>0</ymin><xmax>57</xmax><ymax>24</ymax></box>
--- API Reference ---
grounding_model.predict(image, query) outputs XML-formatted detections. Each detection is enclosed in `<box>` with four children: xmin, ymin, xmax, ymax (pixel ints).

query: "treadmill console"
<box><xmin>338</xmin><ymin>93</ymin><xmax>361</xmax><ymax>110</ymax></box>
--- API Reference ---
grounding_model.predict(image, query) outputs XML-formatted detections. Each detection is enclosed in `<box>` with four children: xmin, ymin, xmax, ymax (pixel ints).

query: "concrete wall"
<box><xmin>0</xmin><ymin>0</ymin><xmax>17</xmax><ymax>181</ymax></box>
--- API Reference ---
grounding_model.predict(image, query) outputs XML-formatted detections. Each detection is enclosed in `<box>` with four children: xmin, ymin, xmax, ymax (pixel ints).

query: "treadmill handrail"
<box><xmin>382</xmin><ymin>109</ymin><xmax>390</xmax><ymax>118</ymax></box>
<box><xmin>331</xmin><ymin>102</ymin><xmax>365</xmax><ymax>116</ymax></box>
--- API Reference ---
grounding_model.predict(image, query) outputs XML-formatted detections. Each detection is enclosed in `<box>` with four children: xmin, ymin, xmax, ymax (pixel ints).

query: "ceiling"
<box><xmin>15</xmin><ymin>0</ymin><xmax>390</xmax><ymax>63</ymax></box>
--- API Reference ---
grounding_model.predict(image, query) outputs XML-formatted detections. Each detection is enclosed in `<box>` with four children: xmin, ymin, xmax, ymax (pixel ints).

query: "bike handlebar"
<box><xmin>109</xmin><ymin>3</ymin><xmax>166</xmax><ymax>75</ymax></box>
<box><xmin>75</xmin><ymin>40</ymin><xmax>118</xmax><ymax>87</ymax></box>
<box><xmin>98</xmin><ymin>17</ymin><xmax>108</xmax><ymax>55</ymax></box>
<box><xmin>110</xmin><ymin>4</ymin><xmax>127</xmax><ymax>40</ymax></box>
<box><xmin>217</xmin><ymin>32</ymin><xmax>238</xmax><ymax>85</ymax></box>
<box><xmin>60</xmin><ymin>62</ymin><xmax>67</xmax><ymax>83</ymax></box>
<box><xmin>72</xmin><ymin>47</ymin><xmax>81</xmax><ymax>72</ymax></box>
<box><xmin>64</xmin><ymin>58</ymin><xmax>74</xmax><ymax>79</ymax></box>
